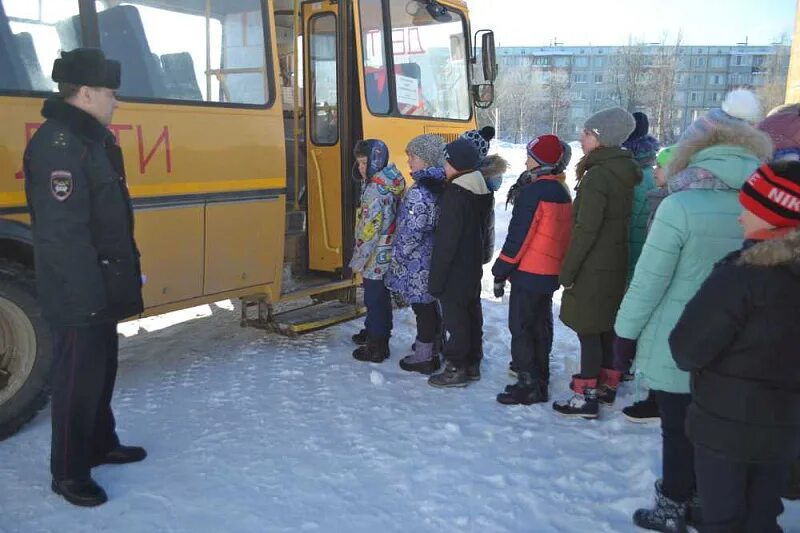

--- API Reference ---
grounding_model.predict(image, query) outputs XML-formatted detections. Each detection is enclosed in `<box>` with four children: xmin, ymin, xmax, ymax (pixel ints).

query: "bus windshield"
<box><xmin>361</xmin><ymin>0</ymin><xmax>470</xmax><ymax>120</ymax></box>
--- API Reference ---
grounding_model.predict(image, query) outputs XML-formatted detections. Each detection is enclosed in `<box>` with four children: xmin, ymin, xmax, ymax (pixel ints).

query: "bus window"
<box><xmin>0</xmin><ymin>0</ymin><xmax>81</xmax><ymax>93</ymax></box>
<box><xmin>309</xmin><ymin>13</ymin><xmax>338</xmax><ymax>145</ymax></box>
<box><xmin>389</xmin><ymin>0</ymin><xmax>470</xmax><ymax>120</ymax></box>
<box><xmin>96</xmin><ymin>0</ymin><xmax>272</xmax><ymax>106</ymax></box>
<box><xmin>359</xmin><ymin>0</ymin><xmax>390</xmax><ymax>115</ymax></box>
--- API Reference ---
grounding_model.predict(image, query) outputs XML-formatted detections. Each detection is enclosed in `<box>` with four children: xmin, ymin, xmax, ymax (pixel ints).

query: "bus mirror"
<box><xmin>473</xmin><ymin>84</ymin><xmax>495</xmax><ymax>109</ymax></box>
<box><xmin>481</xmin><ymin>31</ymin><xmax>497</xmax><ymax>82</ymax></box>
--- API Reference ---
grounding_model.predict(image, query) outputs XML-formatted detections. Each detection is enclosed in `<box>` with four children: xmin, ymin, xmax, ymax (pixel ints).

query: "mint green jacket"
<box><xmin>615</xmin><ymin>144</ymin><xmax>765</xmax><ymax>394</ymax></box>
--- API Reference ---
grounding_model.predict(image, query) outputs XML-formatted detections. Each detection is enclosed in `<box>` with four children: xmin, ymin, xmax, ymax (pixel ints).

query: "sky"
<box><xmin>467</xmin><ymin>0</ymin><xmax>797</xmax><ymax>47</ymax></box>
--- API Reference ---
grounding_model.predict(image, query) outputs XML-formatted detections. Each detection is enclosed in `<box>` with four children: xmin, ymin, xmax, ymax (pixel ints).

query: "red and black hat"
<box><xmin>740</xmin><ymin>161</ymin><xmax>800</xmax><ymax>228</ymax></box>
<box><xmin>526</xmin><ymin>134</ymin><xmax>563</xmax><ymax>166</ymax></box>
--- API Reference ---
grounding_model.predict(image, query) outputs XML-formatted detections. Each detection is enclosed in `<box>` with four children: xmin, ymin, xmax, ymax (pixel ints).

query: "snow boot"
<box><xmin>428</xmin><ymin>361</ymin><xmax>470</xmax><ymax>388</ymax></box>
<box><xmin>466</xmin><ymin>362</ymin><xmax>481</xmax><ymax>381</ymax></box>
<box><xmin>352</xmin><ymin>336</ymin><xmax>390</xmax><ymax>363</ymax></box>
<box><xmin>552</xmin><ymin>376</ymin><xmax>599</xmax><ymax>419</ymax></box>
<box><xmin>399</xmin><ymin>341</ymin><xmax>441</xmax><ymax>375</ymax></box>
<box><xmin>91</xmin><ymin>445</ymin><xmax>147</xmax><ymax>467</ymax></box>
<box><xmin>351</xmin><ymin>328</ymin><xmax>368</xmax><ymax>346</ymax></box>
<box><xmin>597</xmin><ymin>368</ymin><xmax>622</xmax><ymax>405</ymax></box>
<box><xmin>633</xmin><ymin>480</ymin><xmax>688</xmax><ymax>533</ymax></box>
<box><xmin>623</xmin><ymin>390</ymin><xmax>660</xmax><ymax>424</ymax></box>
<box><xmin>497</xmin><ymin>372</ymin><xmax>548</xmax><ymax>405</ymax></box>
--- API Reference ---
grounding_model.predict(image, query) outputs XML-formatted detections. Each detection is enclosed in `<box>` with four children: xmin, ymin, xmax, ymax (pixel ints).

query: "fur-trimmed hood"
<box><xmin>667</xmin><ymin>121</ymin><xmax>773</xmax><ymax>181</ymax></box>
<box><xmin>739</xmin><ymin>228</ymin><xmax>800</xmax><ymax>269</ymax></box>
<box><xmin>480</xmin><ymin>154</ymin><xmax>509</xmax><ymax>179</ymax></box>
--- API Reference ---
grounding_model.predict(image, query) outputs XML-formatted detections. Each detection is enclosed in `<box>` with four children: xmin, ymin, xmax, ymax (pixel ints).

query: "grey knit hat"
<box><xmin>584</xmin><ymin>107</ymin><xmax>636</xmax><ymax>147</ymax></box>
<box><xmin>406</xmin><ymin>134</ymin><xmax>446</xmax><ymax>168</ymax></box>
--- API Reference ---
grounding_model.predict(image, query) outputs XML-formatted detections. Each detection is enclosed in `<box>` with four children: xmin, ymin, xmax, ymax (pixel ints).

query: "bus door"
<box><xmin>303</xmin><ymin>1</ymin><xmax>342</xmax><ymax>273</ymax></box>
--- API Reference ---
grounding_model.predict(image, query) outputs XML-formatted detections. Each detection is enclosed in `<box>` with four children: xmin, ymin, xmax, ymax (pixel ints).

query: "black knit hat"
<box><xmin>626</xmin><ymin>112</ymin><xmax>650</xmax><ymax>142</ymax></box>
<box><xmin>52</xmin><ymin>48</ymin><xmax>121</xmax><ymax>89</ymax></box>
<box><xmin>444</xmin><ymin>138</ymin><xmax>481</xmax><ymax>172</ymax></box>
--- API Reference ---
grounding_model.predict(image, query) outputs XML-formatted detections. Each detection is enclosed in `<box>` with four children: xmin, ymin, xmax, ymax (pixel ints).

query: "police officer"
<box><xmin>23</xmin><ymin>48</ymin><xmax>146</xmax><ymax>507</ymax></box>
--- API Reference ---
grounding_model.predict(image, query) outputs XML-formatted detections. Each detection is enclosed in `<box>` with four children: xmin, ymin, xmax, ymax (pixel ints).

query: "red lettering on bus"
<box><xmin>136</xmin><ymin>126</ymin><xmax>172</xmax><ymax>174</ymax></box>
<box><xmin>108</xmin><ymin>123</ymin><xmax>133</xmax><ymax>144</ymax></box>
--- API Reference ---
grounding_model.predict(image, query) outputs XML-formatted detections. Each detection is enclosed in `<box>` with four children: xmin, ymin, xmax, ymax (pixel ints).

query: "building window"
<box><xmin>693</xmin><ymin>57</ymin><xmax>705</xmax><ymax>67</ymax></box>
<box><xmin>594</xmin><ymin>56</ymin><xmax>604</xmax><ymax>68</ymax></box>
<box><xmin>573</xmin><ymin>73</ymin><xmax>588</xmax><ymax>84</ymax></box>
<box><xmin>735</xmin><ymin>55</ymin><xmax>744</xmax><ymax>66</ymax></box>
<box><xmin>710</xmin><ymin>56</ymin><xmax>726</xmax><ymax>68</ymax></box>
<box><xmin>690</xmin><ymin>92</ymin><xmax>700</xmax><ymax>103</ymax></box>
<box><xmin>594</xmin><ymin>74</ymin><xmax>603</xmax><ymax>84</ymax></box>
<box><xmin>692</xmin><ymin>74</ymin><xmax>704</xmax><ymax>86</ymax></box>
<box><xmin>533</xmin><ymin>56</ymin><xmax>550</xmax><ymax>66</ymax></box>
<box><xmin>574</xmin><ymin>56</ymin><xmax>589</xmax><ymax>68</ymax></box>
<box><xmin>554</xmin><ymin>56</ymin><xmax>568</xmax><ymax>67</ymax></box>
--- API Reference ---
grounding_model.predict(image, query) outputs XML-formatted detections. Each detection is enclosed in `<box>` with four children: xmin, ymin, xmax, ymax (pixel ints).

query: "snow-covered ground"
<box><xmin>1</xmin><ymin>143</ymin><xmax>798</xmax><ymax>533</ymax></box>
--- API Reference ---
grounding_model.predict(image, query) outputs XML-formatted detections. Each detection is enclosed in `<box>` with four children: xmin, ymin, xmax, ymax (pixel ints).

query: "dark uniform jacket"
<box><xmin>670</xmin><ymin>228</ymin><xmax>800</xmax><ymax>464</ymax></box>
<box><xmin>492</xmin><ymin>174</ymin><xmax>572</xmax><ymax>293</ymax></box>
<box><xmin>429</xmin><ymin>170</ymin><xmax>493</xmax><ymax>301</ymax></box>
<box><xmin>559</xmin><ymin>147</ymin><xmax>642</xmax><ymax>334</ymax></box>
<box><xmin>24</xmin><ymin>97</ymin><xmax>143</xmax><ymax>327</ymax></box>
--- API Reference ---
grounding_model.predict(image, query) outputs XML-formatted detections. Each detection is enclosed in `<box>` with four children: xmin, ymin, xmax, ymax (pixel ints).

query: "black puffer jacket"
<box><xmin>429</xmin><ymin>170</ymin><xmax>493</xmax><ymax>301</ymax></box>
<box><xmin>670</xmin><ymin>228</ymin><xmax>800</xmax><ymax>464</ymax></box>
<box><xmin>24</xmin><ymin>97</ymin><xmax>143</xmax><ymax>326</ymax></box>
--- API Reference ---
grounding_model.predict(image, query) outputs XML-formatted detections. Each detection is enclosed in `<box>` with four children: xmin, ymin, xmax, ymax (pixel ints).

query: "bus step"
<box><xmin>267</xmin><ymin>300</ymin><xmax>364</xmax><ymax>337</ymax></box>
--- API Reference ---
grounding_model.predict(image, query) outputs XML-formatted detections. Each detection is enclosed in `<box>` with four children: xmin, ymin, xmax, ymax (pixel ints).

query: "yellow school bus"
<box><xmin>0</xmin><ymin>0</ymin><xmax>496</xmax><ymax>438</ymax></box>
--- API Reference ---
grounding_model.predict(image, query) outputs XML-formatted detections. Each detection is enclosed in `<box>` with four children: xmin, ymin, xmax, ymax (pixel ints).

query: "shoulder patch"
<box><xmin>50</xmin><ymin>170</ymin><xmax>73</xmax><ymax>201</ymax></box>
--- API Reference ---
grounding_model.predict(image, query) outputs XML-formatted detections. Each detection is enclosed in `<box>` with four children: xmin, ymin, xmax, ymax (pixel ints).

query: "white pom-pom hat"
<box><xmin>721</xmin><ymin>88</ymin><xmax>763</xmax><ymax>124</ymax></box>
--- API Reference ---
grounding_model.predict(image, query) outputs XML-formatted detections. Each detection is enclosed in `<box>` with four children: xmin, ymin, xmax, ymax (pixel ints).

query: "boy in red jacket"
<box><xmin>493</xmin><ymin>135</ymin><xmax>573</xmax><ymax>404</ymax></box>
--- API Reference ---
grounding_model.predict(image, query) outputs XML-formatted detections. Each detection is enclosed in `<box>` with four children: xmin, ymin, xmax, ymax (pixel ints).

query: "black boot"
<box><xmin>353</xmin><ymin>336</ymin><xmax>390</xmax><ymax>362</ymax></box>
<box><xmin>428</xmin><ymin>361</ymin><xmax>470</xmax><ymax>388</ymax></box>
<box><xmin>623</xmin><ymin>389</ymin><xmax>661</xmax><ymax>423</ymax></box>
<box><xmin>552</xmin><ymin>376</ymin><xmax>599</xmax><ymax>419</ymax></box>
<box><xmin>633</xmin><ymin>479</ymin><xmax>688</xmax><ymax>533</ymax></box>
<box><xmin>466</xmin><ymin>362</ymin><xmax>481</xmax><ymax>381</ymax></box>
<box><xmin>351</xmin><ymin>329</ymin><xmax>368</xmax><ymax>346</ymax></box>
<box><xmin>497</xmin><ymin>372</ymin><xmax>548</xmax><ymax>405</ymax></box>
<box><xmin>91</xmin><ymin>445</ymin><xmax>147</xmax><ymax>467</ymax></box>
<box><xmin>51</xmin><ymin>478</ymin><xmax>108</xmax><ymax>507</ymax></box>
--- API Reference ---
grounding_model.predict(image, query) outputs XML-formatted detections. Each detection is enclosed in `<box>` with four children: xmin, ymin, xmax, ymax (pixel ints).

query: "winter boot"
<box><xmin>552</xmin><ymin>376</ymin><xmax>599</xmax><ymax>419</ymax></box>
<box><xmin>597</xmin><ymin>368</ymin><xmax>622</xmax><ymax>405</ymax></box>
<box><xmin>623</xmin><ymin>390</ymin><xmax>661</xmax><ymax>424</ymax></box>
<box><xmin>497</xmin><ymin>372</ymin><xmax>548</xmax><ymax>405</ymax></box>
<box><xmin>633</xmin><ymin>479</ymin><xmax>688</xmax><ymax>533</ymax></box>
<box><xmin>399</xmin><ymin>341</ymin><xmax>441</xmax><ymax>375</ymax></box>
<box><xmin>351</xmin><ymin>328</ymin><xmax>368</xmax><ymax>346</ymax></box>
<box><xmin>428</xmin><ymin>361</ymin><xmax>470</xmax><ymax>388</ymax></box>
<box><xmin>352</xmin><ymin>336</ymin><xmax>390</xmax><ymax>363</ymax></box>
<box><xmin>466</xmin><ymin>362</ymin><xmax>481</xmax><ymax>381</ymax></box>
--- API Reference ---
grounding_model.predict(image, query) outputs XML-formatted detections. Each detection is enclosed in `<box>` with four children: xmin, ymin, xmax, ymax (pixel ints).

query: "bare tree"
<box><xmin>757</xmin><ymin>37</ymin><xmax>791</xmax><ymax>114</ymax></box>
<box><xmin>649</xmin><ymin>32</ymin><xmax>683</xmax><ymax>144</ymax></box>
<box><xmin>611</xmin><ymin>38</ymin><xmax>652</xmax><ymax>112</ymax></box>
<box><xmin>544</xmin><ymin>68</ymin><xmax>572</xmax><ymax>137</ymax></box>
<box><xmin>490</xmin><ymin>66</ymin><xmax>542</xmax><ymax>143</ymax></box>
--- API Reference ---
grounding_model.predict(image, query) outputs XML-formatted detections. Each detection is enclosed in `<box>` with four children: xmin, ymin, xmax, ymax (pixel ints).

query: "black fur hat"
<box><xmin>52</xmin><ymin>48</ymin><xmax>121</xmax><ymax>90</ymax></box>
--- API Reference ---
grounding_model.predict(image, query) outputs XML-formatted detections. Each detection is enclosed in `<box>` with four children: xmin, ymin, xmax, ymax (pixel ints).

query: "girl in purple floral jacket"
<box><xmin>386</xmin><ymin>134</ymin><xmax>447</xmax><ymax>374</ymax></box>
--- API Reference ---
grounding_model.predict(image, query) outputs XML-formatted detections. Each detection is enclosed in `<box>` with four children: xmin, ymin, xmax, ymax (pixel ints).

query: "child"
<box><xmin>427</xmin><ymin>138</ymin><xmax>492</xmax><ymax>387</ymax></box>
<box><xmin>349</xmin><ymin>139</ymin><xmax>406</xmax><ymax>362</ymax></box>
<box><xmin>669</xmin><ymin>160</ymin><xmax>800</xmax><ymax>531</ymax></box>
<box><xmin>493</xmin><ymin>135</ymin><xmax>573</xmax><ymax>405</ymax></box>
<box><xmin>385</xmin><ymin>134</ymin><xmax>447</xmax><ymax>374</ymax></box>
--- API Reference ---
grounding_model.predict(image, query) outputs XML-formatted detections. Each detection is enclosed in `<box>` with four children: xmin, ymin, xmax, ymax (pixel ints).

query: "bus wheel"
<box><xmin>0</xmin><ymin>259</ymin><xmax>52</xmax><ymax>441</ymax></box>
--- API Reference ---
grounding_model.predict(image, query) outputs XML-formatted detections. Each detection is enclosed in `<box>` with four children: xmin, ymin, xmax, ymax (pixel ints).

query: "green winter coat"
<box><xmin>559</xmin><ymin>147</ymin><xmax>642</xmax><ymax>334</ymax></box>
<box><xmin>615</xmin><ymin>127</ymin><xmax>773</xmax><ymax>394</ymax></box>
<box><xmin>628</xmin><ymin>166</ymin><xmax>656</xmax><ymax>278</ymax></box>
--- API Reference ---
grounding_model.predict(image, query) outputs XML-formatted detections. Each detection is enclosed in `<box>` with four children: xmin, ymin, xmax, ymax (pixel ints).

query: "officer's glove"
<box><xmin>493</xmin><ymin>278</ymin><xmax>506</xmax><ymax>298</ymax></box>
